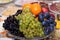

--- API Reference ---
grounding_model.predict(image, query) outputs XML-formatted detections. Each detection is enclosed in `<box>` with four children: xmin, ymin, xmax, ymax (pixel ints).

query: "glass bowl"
<box><xmin>6</xmin><ymin>29</ymin><xmax>55</xmax><ymax>40</ymax></box>
<box><xmin>3</xmin><ymin>2</ymin><xmax>56</xmax><ymax>40</ymax></box>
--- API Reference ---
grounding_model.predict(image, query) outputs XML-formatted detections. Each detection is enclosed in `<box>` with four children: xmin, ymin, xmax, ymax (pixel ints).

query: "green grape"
<box><xmin>16</xmin><ymin>8</ymin><xmax>44</xmax><ymax>38</ymax></box>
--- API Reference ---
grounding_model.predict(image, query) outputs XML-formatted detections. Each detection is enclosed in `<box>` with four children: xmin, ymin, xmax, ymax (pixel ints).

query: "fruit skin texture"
<box><xmin>3</xmin><ymin>15</ymin><xmax>24</xmax><ymax>37</ymax></box>
<box><xmin>42</xmin><ymin>7</ymin><xmax>48</xmax><ymax>13</ymax></box>
<box><xmin>49</xmin><ymin>24</ymin><xmax>55</xmax><ymax>32</ymax></box>
<box><xmin>44</xmin><ymin>12</ymin><xmax>50</xmax><ymax>19</ymax></box>
<box><xmin>50</xmin><ymin>14</ymin><xmax>55</xmax><ymax>20</ymax></box>
<box><xmin>49</xmin><ymin>17</ymin><xmax>55</xmax><ymax>24</ymax></box>
<box><xmin>38</xmin><ymin>13</ymin><xmax>44</xmax><ymax>22</ymax></box>
<box><xmin>53</xmin><ymin>22</ymin><xmax>56</xmax><ymax>26</ymax></box>
<box><xmin>44</xmin><ymin>27</ymin><xmax>50</xmax><ymax>35</ymax></box>
<box><xmin>42</xmin><ymin>20</ymin><xmax>50</xmax><ymax>27</ymax></box>
<box><xmin>22</xmin><ymin>3</ymin><xmax>32</xmax><ymax>9</ymax></box>
<box><xmin>31</xmin><ymin>3</ymin><xmax>42</xmax><ymax>16</ymax></box>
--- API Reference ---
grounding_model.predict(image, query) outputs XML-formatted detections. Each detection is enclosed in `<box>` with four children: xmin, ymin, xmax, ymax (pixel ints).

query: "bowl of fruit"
<box><xmin>3</xmin><ymin>2</ymin><xmax>56</xmax><ymax>39</ymax></box>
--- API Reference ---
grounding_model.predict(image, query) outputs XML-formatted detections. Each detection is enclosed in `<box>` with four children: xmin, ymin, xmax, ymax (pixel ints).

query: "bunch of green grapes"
<box><xmin>16</xmin><ymin>8</ymin><xmax>44</xmax><ymax>38</ymax></box>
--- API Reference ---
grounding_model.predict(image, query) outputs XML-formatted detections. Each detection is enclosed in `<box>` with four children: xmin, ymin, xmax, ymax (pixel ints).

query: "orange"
<box><xmin>22</xmin><ymin>3</ymin><xmax>32</xmax><ymax>9</ymax></box>
<box><xmin>31</xmin><ymin>3</ymin><xmax>42</xmax><ymax>16</ymax></box>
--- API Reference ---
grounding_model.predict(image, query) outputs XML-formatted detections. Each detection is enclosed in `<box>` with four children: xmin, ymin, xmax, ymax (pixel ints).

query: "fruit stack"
<box><xmin>3</xmin><ymin>2</ymin><xmax>56</xmax><ymax>38</ymax></box>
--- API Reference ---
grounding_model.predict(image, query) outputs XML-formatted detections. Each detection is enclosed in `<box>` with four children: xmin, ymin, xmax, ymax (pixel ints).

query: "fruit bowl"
<box><xmin>6</xmin><ymin>12</ymin><xmax>55</xmax><ymax>40</ymax></box>
<box><xmin>3</xmin><ymin>2</ymin><xmax>56</xmax><ymax>39</ymax></box>
<box><xmin>6</xmin><ymin>28</ymin><xmax>55</xmax><ymax>40</ymax></box>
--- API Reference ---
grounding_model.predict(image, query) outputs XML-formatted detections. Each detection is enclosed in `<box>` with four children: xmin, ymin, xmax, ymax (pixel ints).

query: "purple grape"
<box><xmin>44</xmin><ymin>12</ymin><xmax>50</xmax><ymax>19</ymax></box>
<box><xmin>50</xmin><ymin>16</ymin><xmax>55</xmax><ymax>20</ymax></box>
<box><xmin>50</xmin><ymin>14</ymin><xmax>55</xmax><ymax>20</ymax></box>
<box><xmin>50</xmin><ymin>24</ymin><xmax>54</xmax><ymax>27</ymax></box>
<box><xmin>44</xmin><ymin>27</ymin><xmax>50</xmax><ymax>35</ymax></box>
<box><xmin>49</xmin><ymin>17</ymin><xmax>54</xmax><ymax>24</ymax></box>
<box><xmin>42</xmin><ymin>21</ymin><xmax>47</xmax><ymax>26</ymax></box>
<box><xmin>14</xmin><ymin>10</ymin><xmax>22</xmax><ymax>16</ymax></box>
<box><xmin>50</xmin><ymin>26</ymin><xmax>54</xmax><ymax>32</ymax></box>
<box><xmin>38</xmin><ymin>13</ymin><xmax>44</xmax><ymax>22</ymax></box>
<box><xmin>49</xmin><ymin>24</ymin><xmax>54</xmax><ymax>32</ymax></box>
<box><xmin>3</xmin><ymin>15</ymin><xmax>24</xmax><ymax>37</ymax></box>
<box><xmin>45</xmin><ymin>20</ymin><xmax>50</xmax><ymax>24</ymax></box>
<box><xmin>53</xmin><ymin>22</ymin><xmax>56</xmax><ymax>26</ymax></box>
<box><xmin>42</xmin><ymin>20</ymin><xmax>50</xmax><ymax>27</ymax></box>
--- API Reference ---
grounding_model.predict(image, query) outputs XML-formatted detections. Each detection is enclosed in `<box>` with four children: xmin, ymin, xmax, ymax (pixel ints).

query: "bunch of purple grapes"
<box><xmin>38</xmin><ymin>12</ymin><xmax>56</xmax><ymax>35</ymax></box>
<box><xmin>3</xmin><ymin>10</ymin><xmax>24</xmax><ymax>37</ymax></box>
